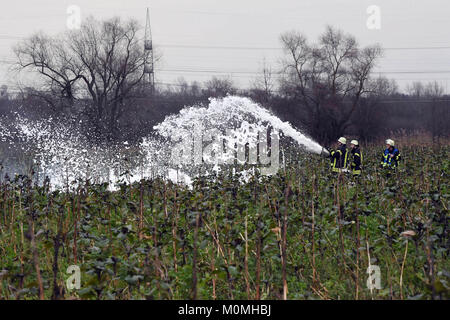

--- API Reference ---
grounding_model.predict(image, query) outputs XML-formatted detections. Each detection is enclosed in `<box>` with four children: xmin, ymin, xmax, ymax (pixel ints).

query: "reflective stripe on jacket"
<box><xmin>381</xmin><ymin>148</ymin><xmax>401</xmax><ymax>168</ymax></box>
<box><xmin>351</xmin><ymin>147</ymin><xmax>363</xmax><ymax>176</ymax></box>
<box><xmin>330</xmin><ymin>145</ymin><xmax>349</xmax><ymax>173</ymax></box>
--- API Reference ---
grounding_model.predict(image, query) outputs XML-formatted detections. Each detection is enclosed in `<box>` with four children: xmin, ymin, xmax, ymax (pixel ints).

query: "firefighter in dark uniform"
<box><xmin>380</xmin><ymin>139</ymin><xmax>401</xmax><ymax>170</ymax></box>
<box><xmin>329</xmin><ymin>137</ymin><xmax>349</xmax><ymax>173</ymax></box>
<box><xmin>349</xmin><ymin>140</ymin><xmax>363</xmax><ymax>177</ymax></box>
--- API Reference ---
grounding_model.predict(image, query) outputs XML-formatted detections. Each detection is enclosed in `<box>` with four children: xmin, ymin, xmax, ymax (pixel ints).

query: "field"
<box><xmin>0</xmin><ymin>144</ymin><xmax>448</xmax><ymax>300</ymax></box>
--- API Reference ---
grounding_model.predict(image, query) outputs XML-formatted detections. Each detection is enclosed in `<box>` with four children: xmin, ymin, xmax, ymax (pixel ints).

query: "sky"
<box><xmin>1</xmin><ymin>0</ymin><xmax>450</xmax><ymax>93</ymax></box>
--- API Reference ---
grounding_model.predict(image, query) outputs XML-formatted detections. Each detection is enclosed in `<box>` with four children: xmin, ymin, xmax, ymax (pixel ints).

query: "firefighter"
<box><xmin>329</xmin><ymin>137</ymin><xmax>349</xmax><ymax>173</ymax></box>
<box><xmin>380</xmin><ymin>139</ymin><xmax>401</xmax><ymax>169</ymax></box>
<box><xmin>349</xmin><ymin>140</ymin><xmax>362</xmax><ymax>176</ymax></box>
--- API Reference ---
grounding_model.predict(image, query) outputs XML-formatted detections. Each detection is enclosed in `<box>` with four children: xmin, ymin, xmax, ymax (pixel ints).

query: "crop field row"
<box><xmin>0</xmin><ymin>145</ymin><xmax>448</xmax><ymax>299</ymax></box>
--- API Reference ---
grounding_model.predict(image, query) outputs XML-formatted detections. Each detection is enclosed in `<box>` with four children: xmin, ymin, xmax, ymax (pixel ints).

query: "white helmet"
<box><xmin>338</xmin><ymin>137</ymin><xmax>347</xmax><ymax>144</ymax></box>
<box><xmin>350</xmin><ymin>140</ymin><xmax>359</xmax><ymax>146</ymax></box>
<box><xmin>386</xmin><ymin>139</ymin><xmax>395</xmax><ymax>146</ymax></box>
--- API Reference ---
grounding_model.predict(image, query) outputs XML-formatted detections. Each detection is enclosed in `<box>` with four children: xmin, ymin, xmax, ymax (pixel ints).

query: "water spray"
<box><xmin>0</xmin><ymin>96</ymin><xmax>328</xmax><ymax>189</ymax></box>
<box><xmin>320</xmin><ymin>147</ymin><xmax>330</xmax><ymax>157</ymax></box>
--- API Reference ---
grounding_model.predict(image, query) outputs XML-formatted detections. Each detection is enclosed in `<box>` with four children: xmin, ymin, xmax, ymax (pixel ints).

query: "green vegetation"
<box><xmin>0</xmin><ymin>145</ymin><xmax>448</xmax><ymax>300</ymax></box>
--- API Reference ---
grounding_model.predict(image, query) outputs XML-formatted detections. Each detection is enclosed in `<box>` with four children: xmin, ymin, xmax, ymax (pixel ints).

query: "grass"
<box><xmin>0</xmin><ymin>144</ymin><xmax>448</xmax><ymax>300</ymax></box>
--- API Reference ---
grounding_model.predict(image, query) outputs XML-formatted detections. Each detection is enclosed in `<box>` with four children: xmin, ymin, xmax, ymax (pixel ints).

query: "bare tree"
<box><xmin>406</xmin><ymin>81</ymin><xmax>425</xmax><ymax>98</ymax></box>
<box><xmin>279</xmin><ymin>26</ymin><xmax>382</xmax><ymax>144</ymax></box>
<box><xmin>14</xmin><ymin>33</ymin><xmax>82</xmax><ymax>111</ymax></box>
<box><xmin>0</xmin><ymin>85</ymin><xmax>8</xmax><ymax>100</ymax></box>
<box><xmin>424</xmin><ymin>81</ymin><xmax>444</xmax><ymax>98</ymax></box>
<box><xmin>353</xmin><ymin>77</ymin><xmax>398</xmax><ymax>142</ymax></box>
<box><xmin>14</xmin><ymin>16</ymin><xmax>153</xmax><ymax>138</ymax></box>
<box><xmin>204</xmin><ymin>76</ymin><xmax>236</xmax><ymax>98</ymax></box>
<box><xmin>424</xmin><ymin>81</ymin><xmax>448</xmax><ymax>143</ymax></box>
<box><xmin>68</xmin><ymin>17</ymin><xmax>147</xmax><ymax>137</ymax></box>
<box><xmin>251</xmin><ymin>59</ymin><xmax>274</xmax><ymax>103</ymax></box>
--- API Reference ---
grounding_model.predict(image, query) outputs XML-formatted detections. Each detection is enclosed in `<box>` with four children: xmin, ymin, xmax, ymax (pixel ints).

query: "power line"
<box><xmin>0</xmin><ymin>35</ymin><xmax>24</xmax><ymax>40</ymax></box>
<box><xmin>374</xmin><ymin>70</ymin><xmax>450</xmax><ymax>74</ymax></box>
<box><xmin>2</xmin><ymin>34</ymin><xmax>450</xmax><ymax>52</ymax></box>
<box><xmin>158</xmin><ymin>68</ymin><xmax>450</xmax><ymax>75</ymax></box>
<box><xmin>153</xmin><ymin>43</ymin><xmax>450</xmax><ymax>51</ymax></box>
<box><xmin>158</xmin><ymin>44</ymin><xmax>280</xmax><ymax>51</ymax></box>
<box><xmin>3</xmin><ymin>56</ymin><xmax>450</xmax><ymax>77</ymax></box>
<box><xmin>3</xmin><ymin>59</ymin><xmax>450</xmax><ymax>78</ymax></box>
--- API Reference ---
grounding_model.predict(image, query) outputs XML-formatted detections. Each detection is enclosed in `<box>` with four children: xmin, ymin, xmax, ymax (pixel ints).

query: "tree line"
<box><xmin>0</xmin><ymin>17</ymin><xmax>448</xmax><ymax>145</ymax></box>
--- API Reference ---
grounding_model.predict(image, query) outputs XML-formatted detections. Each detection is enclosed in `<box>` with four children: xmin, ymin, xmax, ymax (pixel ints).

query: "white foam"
<box><xmin>0</xmin><ymin>96</ymin><xmax>325</xmax><ymax>189</ymax></box>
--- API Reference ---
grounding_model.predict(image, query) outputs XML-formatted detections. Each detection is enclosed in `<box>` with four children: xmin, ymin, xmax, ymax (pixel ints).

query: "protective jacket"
<box><xmin>330</xmin><ymin>144</ymin><xmax>349</xmax><ymax>173</ymax></box>
<box><xmin>350</xmin><ymin>147</ymin><xmax>363</xmax><ymax>176</ymax></box>
<box><xmin>381</xmin><ymin>147</ymin><xmax>401</xmax><ymax>168</ymax></box>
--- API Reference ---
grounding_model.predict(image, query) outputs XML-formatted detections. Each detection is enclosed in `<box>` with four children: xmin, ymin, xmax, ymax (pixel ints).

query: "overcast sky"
<box><xmin>1</xmin><ymin>0</ymin><xmax>450</xmax><ymax>93</ymax></box>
